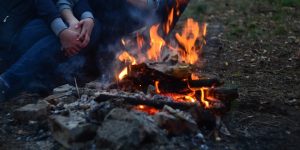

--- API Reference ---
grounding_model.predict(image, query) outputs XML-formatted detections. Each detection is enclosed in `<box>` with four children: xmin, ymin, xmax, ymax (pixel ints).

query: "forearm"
<box><xmin>58</xmin><ymin>0</ymin><xmax>94</xmax><ymax>21</ymax></box>
<box><xmin>73</xmin><ymin>0</ymin><xmax>94</xmax><ymax>20</ymax></box>
<box><xmin>35</xmin><ymin>0</ymin><xmax>67</xmax><ymax>36</ymax></box>
<box><xmin>61</xmin><ymin>9</ymin><xmax>79</xmax><ymax>26</ymax></box>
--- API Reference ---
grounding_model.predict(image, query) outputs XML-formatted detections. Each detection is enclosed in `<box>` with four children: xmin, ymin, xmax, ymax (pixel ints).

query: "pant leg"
<box><xmin>12</xmin><ymin>19</ymin><xmax>53</xmax><ymax>54</ymax></box>
<box><xmin>0</xmin><ymin>19</ymin><xmax>52</xmax><ymax>73</ymax></box>
<box><xmin>1</xmin><ymin>35</ymin><xmax>64</xmax><ymax>94</ymax></box>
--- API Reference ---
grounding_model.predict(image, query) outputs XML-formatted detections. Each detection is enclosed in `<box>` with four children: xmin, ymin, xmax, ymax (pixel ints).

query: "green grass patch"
<box><xmin>267</xmin><ymin>0</ymin><xmax>300</xmax><ymax>7</ymax></box>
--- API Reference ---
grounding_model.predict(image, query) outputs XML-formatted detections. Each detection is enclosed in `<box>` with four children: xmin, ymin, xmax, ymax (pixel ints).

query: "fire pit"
<box><xmin>13</xmin><ymin>2</ymin><xmax>239</xmax><ymax>149</ymax></box>
<box><xmin>36</xmin><ymin>17</ymin><xmax>238</xmax><ymax>149</ymax></box>
<box><xmin>112</xmin><ymin>17</ymin><xmax>238</xmax><ymax>116</ymax></box>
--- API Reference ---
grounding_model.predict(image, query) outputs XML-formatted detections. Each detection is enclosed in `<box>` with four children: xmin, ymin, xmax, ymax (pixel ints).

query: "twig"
<box><xmin>74</xmin><ymin>77</ymin><xmax>80</xmax><ymax>97</ymax></box>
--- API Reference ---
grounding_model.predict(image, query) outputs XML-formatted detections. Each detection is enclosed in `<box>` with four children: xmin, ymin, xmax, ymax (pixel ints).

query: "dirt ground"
<box><xmin>184</xmin><ymin>0</ymin><xmax>300</xmax><ymax>149</ymax></box>
<box><xmin>0</xmin><ymin>0</ymin><xmax>299</xmax><ymax>149</ymax></box>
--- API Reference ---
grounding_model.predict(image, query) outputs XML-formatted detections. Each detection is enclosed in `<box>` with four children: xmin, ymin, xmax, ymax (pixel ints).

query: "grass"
<box><xmin>183</xmin><ymin>0</ymin><xmax>298</xmax><ymax>40</ymax></box>
<box><xmin>270</xmin><ymin>0</ymin><xmax>300</xmax><ymax>7</ymax></box>
<box><xmin>223</xmin><ymin>0</ymin><xmax>299</xmax><ymax>39</ymax></box>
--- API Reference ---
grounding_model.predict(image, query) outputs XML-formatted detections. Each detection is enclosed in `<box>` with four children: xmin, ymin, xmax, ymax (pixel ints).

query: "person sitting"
<box><xmin>0</xmin><ymin>0</ymin><xmax>99</xmax><ymax>102</ymax></box>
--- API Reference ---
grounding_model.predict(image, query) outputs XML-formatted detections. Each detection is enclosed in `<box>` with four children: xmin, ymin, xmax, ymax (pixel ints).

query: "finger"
<box><xmin>77</xmin><ymin>20</ymin><xmax>85</xmax><ymax>28</ymax></box>
<box><xmin>64</xmin><ymin>48</ymin><xmax>73</xmax><ymax>57</ymax></box>
<box><xmin>81</xmin><ymin>34</ymin><xmax>90</xmax><ymax>48</ymax></box>
<box><xmin>73</xmin><ymin>43</ymin><xmax>82</xmax><ymax>54</ymax></box>
<box><xmin>78</xmin><ymin>28</ymin><xmax>87</xmax><ymax>41</ymax></box>
<box><xmin>69</xmin><ymin>48</ymin><xmax>79</xmax><ymax>56</ymax></box>
<box><xmin>72</xmin><ymin>45</ymin><xmax>81</xmax><ymax>53</ymax></box>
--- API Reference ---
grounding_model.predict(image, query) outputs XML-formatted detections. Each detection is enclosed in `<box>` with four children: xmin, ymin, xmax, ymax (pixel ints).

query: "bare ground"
<box><xmin>183</xmin><ymin>0</ymin><xmax>300</xmax><ymax>149</ymax></box>
<box><xmin>0</xmin><ymin>0</ymin><xmax>300</xmax><ymax>149</ymax></box>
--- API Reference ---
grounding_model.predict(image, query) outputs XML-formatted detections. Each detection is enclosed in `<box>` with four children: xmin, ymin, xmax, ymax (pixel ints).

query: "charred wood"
<box><xmin>95</xmin><ymin>92</ymin><xmax>199</xmax><ymax>110</ymax></box>
<box><xmin>188</xmin><ymin>78</ymin><xmax>224</xmax><ymax>88</ymax></box>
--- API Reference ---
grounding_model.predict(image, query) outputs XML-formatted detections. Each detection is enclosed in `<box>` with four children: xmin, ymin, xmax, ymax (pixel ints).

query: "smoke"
<box><xmin>94</xmin><ymin>1</ymin><xmax>166</xmax><ymax>84</ymax></box>
<box><xmin>92</xmin><ymin>0</ymin><xmax>190</xmax><ymax>85</ymax></box>
<box><xmin>56</xmin><ymin>55</ymin><xmax>86</xmax><ymax>85</ymax></box>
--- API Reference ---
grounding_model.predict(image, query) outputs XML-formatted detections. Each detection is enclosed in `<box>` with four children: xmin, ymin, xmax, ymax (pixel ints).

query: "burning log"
<box><xmin>118</xmin><ymin>62</ymin><xmax>224</xmax><ymax>93</ymax></box>
<box><xmin>94</xmin><ymin>92</ymin><xmax>199</xmax><ymax>110</ymax></box>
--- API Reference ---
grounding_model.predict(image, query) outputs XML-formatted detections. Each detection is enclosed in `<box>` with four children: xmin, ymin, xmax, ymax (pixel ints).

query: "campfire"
<box><xmin>111</xmin><ymin>17</ymin><xmax>237</xmax><ymax>116</ymax></box>
<box><xmin>13</xmin><ymin>1</ymin><xmax>239</xmax><ymax>149</ymax></box>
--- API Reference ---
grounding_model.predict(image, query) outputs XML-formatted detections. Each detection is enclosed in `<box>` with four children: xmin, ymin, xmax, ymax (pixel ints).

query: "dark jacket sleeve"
<box><xmin>34</xmin><ymin>0</ymin><xmax>67</xmax><ymax>35</ymax></box>
<box><xmin>73</xmin><ymin>0</ymin><xmax>93</xmax><ymax>19</ymax></box>
<box><xmin>35</xmin><ymin>0</ymin><xmax>60</xmax><ymax>24</ymax></box>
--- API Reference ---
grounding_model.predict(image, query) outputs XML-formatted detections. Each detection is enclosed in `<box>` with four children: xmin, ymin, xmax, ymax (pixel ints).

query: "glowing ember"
<box><xmin>134</xmin><ymin>105</ymin><xmax>159</xmax><ymax>115</ymax></box>
<box><xmin>147</xmin><ymin>24</ymin><xmax>166</xmax><ymax>61</ymax></box>
<box><xmin>184</xmin><ymin>95</ymin><xmax>196</xmax><ymax>103</ymax></box>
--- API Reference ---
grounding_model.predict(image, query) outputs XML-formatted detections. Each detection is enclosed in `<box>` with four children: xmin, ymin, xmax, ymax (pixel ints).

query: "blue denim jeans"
<box><xmin>0</xmin><ymin>19</ymin><xmax>52</xmax><ymax>73</ymax></box>
<box><xmin>0</xmin><ymin>19</ymin><xmax>101</xmax><ymax>95</ymax></box>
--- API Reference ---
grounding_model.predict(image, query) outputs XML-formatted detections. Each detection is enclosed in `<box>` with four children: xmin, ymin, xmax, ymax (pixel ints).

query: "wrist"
<box><xmin>69</xmin><ymin>21</ymin><xmax>79</xmax><ymax>27</ymax></box>
<box><xmin>84</xmin><ymin>17</ymin><xmax>95</xmax><ymax>23</ymax></box>
<box><xmin>81</xmin><ymin>11</ymin><xmax>94</xmax><ymax>21</ymax></box>
<box><xmin>51</xmin><ymin>18</ymin><xmax>68</xmax><ymax>36</ymax></box>
<box><xmin>58</xmin><ymin>28</ymin><xmax>68</xmax><ymax>38</ymax></box>
<box><xmin>67</xmin><ymin>18</ymin><xmax>79</xmax><ymax>27</ymax></box>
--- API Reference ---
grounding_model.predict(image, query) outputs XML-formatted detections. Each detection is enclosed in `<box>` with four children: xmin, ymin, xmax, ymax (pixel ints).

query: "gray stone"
<box><xmin>153</xmin><ymin>106</ymin><xmax>198</xmax><ymax>135</ymax></box>
<box><xmin>14</xmin><ymin>100</ymin><xmax>48</xmax><ymax>122</ymax></box>
<box><xmin>48</xmin><ymin>114</ymin><xmax>97</xmax><ymax>149</ymax></box>
<box><xmin>96</xmin><ymin>108</ymin><xmax>167</xmax><ymax>149</ymax></box>
<box><xmin>53</xmin><ymin>84</ymin><xmax>75</xmax><ymax>94</ymax></box>
<box><xmin>105</xmin><ymin>108</ymin><xmax>162</xmax><ymax>136</ymax></box>
<box><xmin>96</xmin><ymin>120</ymin><xmax>143</xmax><ymax>150</ymax></box>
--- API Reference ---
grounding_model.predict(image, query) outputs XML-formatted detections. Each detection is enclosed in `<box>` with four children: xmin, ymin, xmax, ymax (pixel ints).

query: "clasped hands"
<box><xmin>59</xmin><ymin>18</ymin><xmax>94</xmax><ymax>57</ymax></box>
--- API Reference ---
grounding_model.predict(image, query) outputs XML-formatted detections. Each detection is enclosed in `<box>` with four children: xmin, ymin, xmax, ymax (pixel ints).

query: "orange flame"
<box><xmin>116</xmin><ymin>17</ymin><xmax>212</xmax><ymax>108</ymax></box>
<box><xmin>137</xmin><ymin>33</ymin><xmax>144</xmax><ymax>49</ymax></box>
<box><xmin>164</xmin><ymin>8</ymin><xmax>174</xmax><ymax>34</ymax></box>
<box><xmin>191</xmin><ymin>73</ymin><xmax>200</xmax><ymax>80</ymax></box>
<box><xmin>118</xmin><ymin>52</ymin><xmax>137</xmax><ymax>80</ymax></box>
<box><xmin>147</xmin><ymin>24</ymin><xmax>166</xmax><ymax>61</ymax></box>
<box><xmin>175</xmin><ymin>18</ymin><xmax>202</xmax><ymax>64</ymax></box>
<box><xmin>118</xmin><ymin>51</ymin><xmax>137</xmax><ymax>65</ymax></box>
<box><xmin>155</xmin><ymin>81</ymin><xmax>161</xmax><ymax>94</ymax></box>
<box><xmin>202</xmin><ymin>23</ymin><xmax>207</xmax><ymax>37</ymax></box>
<box><xmin>184</xmin><ymin>95</ymin><xmax>196</xmax><ymax>103</ymax></box>
<box><xmin>200</xmin><ymin>88</ymin><xmax>210</xmax><ymax>108</ymax></box>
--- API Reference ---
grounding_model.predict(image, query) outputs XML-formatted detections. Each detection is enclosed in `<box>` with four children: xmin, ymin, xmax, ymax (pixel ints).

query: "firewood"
<box><xmin>94</xmin><ymin>92</ymin><xmax>199</xmax><ymax>110</ymax></box>
<box><xmin>119</xmin><ymin>62</ymin><xmax>224</xmax><ymax>94</ymax></box>
<box><xmin>209</xmin><ymin>87</ymin><xmax>239</xmax><ymax>101</ymax></box>
<box><xmin>188</xmin><ymin>78</ymin><xmax>224</xmax><ymax>88</ymax></box>
<box><xmin>206</xmin><ymin>87</ymin><xmax>238</xmax><ymax>115</ymax></box>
